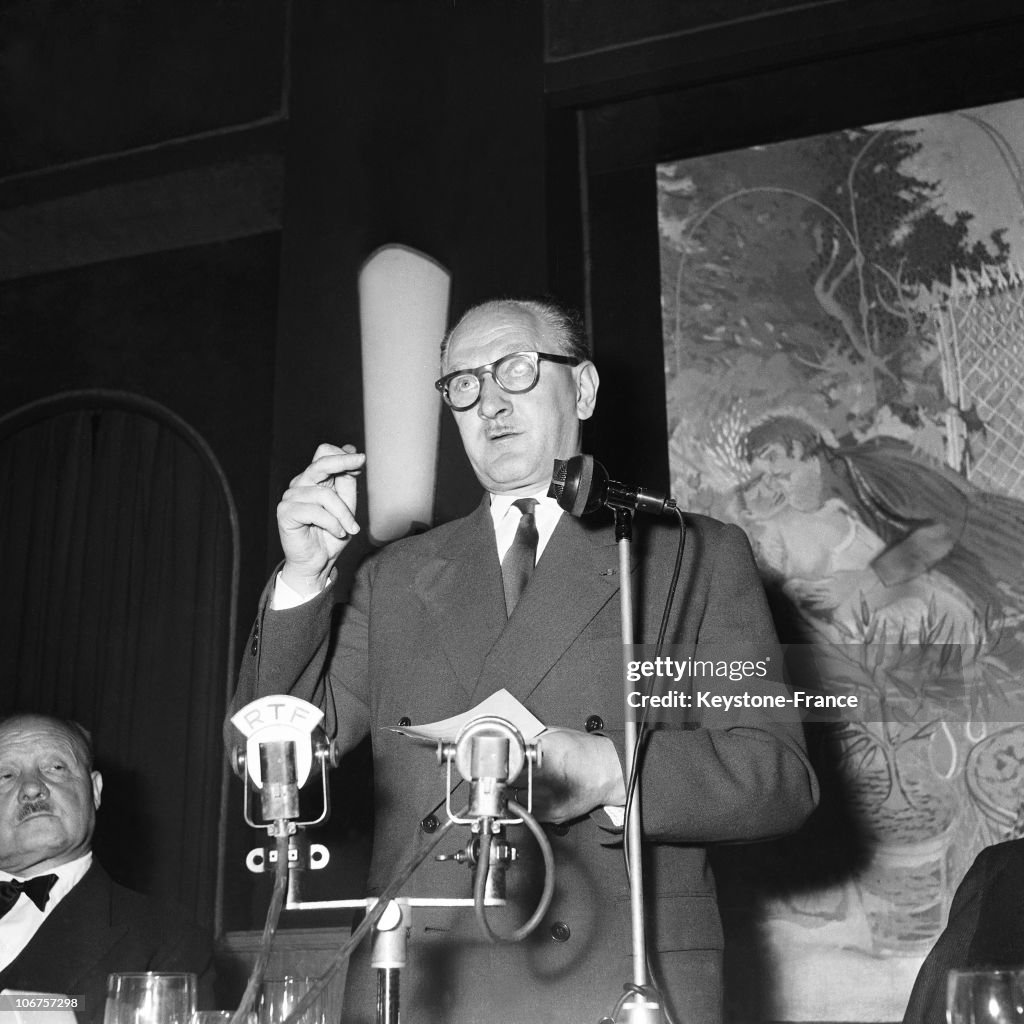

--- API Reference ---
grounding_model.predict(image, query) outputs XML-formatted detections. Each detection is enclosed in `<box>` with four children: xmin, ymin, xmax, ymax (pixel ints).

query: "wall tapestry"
<box><xmin>657</xmin><ymin>99</ymin><xmax>1024</xmax><ymax>1021</ymax></box>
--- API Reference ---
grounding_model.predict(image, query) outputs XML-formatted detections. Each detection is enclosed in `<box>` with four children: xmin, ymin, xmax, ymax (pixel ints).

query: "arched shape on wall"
<box><xmin>0</xmin><ymin>388</ymin><xmax>239</xmax><ymax>934</ymax></box>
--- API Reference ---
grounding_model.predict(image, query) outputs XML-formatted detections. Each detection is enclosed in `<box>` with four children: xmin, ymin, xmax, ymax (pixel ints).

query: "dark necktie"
<box><xmin>0</xmin><ymin>873</ymin><xmax>58</xmax><ymax>919</ymax></box>
<box><xmin>501</xmin><ymin>498</ymin><xmax>539</xmax><ymax>616</ymax></box>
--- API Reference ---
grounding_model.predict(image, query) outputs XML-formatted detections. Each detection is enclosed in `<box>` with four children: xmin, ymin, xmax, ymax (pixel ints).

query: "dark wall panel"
<box><xmin>585</xmin><ymin>166</ymin><xmax>668</xmax><ymax>491</ymax></box>
<box><xmin>0</xmin><ymin>234</ymin><xmax>281</xmax><ymax>627</ymax></box>
<box><xmin>584</xmin><ymin>12</ymin><xmax>1024</xmax><ymax>174</ymax></box>
<box><xmin>0</xmin><ymin>0</ymin><xmax>288</xmax><ymax>176</ymax></box>
<box><xmin>271</xmin><ymin>0</ymin><xmax>548</xmax><ymax>538</ymax></box>
<box><xmin>545</xmin><ymin>0</ymin><xmax>816</xmax><ymax>58</ymax></box>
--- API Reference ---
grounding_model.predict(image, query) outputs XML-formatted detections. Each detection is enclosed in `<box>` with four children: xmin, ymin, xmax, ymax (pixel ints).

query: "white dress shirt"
<box><xmin>0</xmin><ymin>852</ymin><xmax>93</xmax><ymax>971</ymax></box>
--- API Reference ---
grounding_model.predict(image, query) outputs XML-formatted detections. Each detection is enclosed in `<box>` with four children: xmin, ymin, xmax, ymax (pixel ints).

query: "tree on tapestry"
<box><xmin>660</xmin><ymin>123</ymin><xmax>1012</xmax><ymax>479</ymax></box>
<box><xmin>658</xmin><ymin>119</ymin><xmax>1024</xmax><ymax>645</ymax></box>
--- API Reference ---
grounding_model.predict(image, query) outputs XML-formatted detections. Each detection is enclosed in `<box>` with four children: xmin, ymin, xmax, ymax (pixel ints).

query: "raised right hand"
<box><xmin>277</xmin><ymin>443</ymin><xmax>366</xmax><ymax>596</ymax></box>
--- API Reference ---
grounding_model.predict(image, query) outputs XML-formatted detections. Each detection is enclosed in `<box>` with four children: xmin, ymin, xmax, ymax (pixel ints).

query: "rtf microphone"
<box><xmin>548</xmin><ymin>454</ymin><xmax>677</xmax><ymax>517</ymax></box>
<box><xmin>230</xmin><ymin>695</ymin><xmax>339</xmax><ymax>833</ymax></box>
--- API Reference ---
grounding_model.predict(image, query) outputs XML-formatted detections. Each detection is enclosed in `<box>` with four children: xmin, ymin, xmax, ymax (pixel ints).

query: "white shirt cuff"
<box><xmin>602</xmin><ymin>805</ymin><xmax>625</xmax><ymax>828</ymax></box>
<box><xmin>272</xmin><ymin>571</ymin><xmax>332</xmax><ymax>610</ymax></box>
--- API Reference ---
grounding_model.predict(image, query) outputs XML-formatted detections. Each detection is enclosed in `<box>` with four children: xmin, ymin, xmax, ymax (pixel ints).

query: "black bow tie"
<box><xmin>0</xmin><ymin>874</ymin><xmax>59</xmax><ymax>918</ymax></box>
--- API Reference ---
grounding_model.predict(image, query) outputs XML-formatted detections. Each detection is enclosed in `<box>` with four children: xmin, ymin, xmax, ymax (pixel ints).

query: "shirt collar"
<box><xmin>489</xmin><ymin>487</ymin><xmax>557</xmax><ymax>525</ymax></box>
<box><xmin>0</xmin><ymin>850</ymin><xmax>93</xmax><ymax>885</ymax></box>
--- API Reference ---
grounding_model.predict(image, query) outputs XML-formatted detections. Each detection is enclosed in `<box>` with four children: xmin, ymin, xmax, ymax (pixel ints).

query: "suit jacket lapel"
<box><xmin>413</xmin><ymin>497</ymin><xmax>508</xmax><ymax>696</ymax></box>
<box><xmin>474</xmin><ymin>511</ymin><xmax>624</xmax><ymax>704</ymax></box>
<box><xmin>412</xmin><ymin>499</ymin><xmax>630</xmax><ymax>705</ymax></box>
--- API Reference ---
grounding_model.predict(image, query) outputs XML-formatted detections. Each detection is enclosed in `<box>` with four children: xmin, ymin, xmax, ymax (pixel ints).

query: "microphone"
<box><xmin>548</xmin><ymin>454</ymin><xmax>677</xmax><ymax>517</ymax></box>
<box><xmin>437</xmin><ymin>717</ymin><xmax>539</xmax><ymax>903</ymax></box>
<box><xmin>230</xmin><ymin>695</ymin><xmax>337</xmax><ymax>829</ymax></box>
<box><xmin>258</xmin><ymin>740</ymin><xmax>300</xmax><ymax>823</ymax></box>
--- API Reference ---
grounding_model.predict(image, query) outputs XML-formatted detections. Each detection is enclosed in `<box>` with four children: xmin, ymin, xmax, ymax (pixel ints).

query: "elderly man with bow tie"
<box><xmin>0</xmin><ymin>714</ymin><xmax>211</xmax><ymax>1022</ymax></box>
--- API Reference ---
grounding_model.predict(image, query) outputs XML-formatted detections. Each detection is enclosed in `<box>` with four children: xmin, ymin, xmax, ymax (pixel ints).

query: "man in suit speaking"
<box><xmin>230</xmin><ymin>298</ymin><xmax>818</xmax><ymax>1023</ymax></box>
<box><xmin>0</xmin><ymin>714</ymin><xmax>211</xmax><ymax>1022</ymax></box>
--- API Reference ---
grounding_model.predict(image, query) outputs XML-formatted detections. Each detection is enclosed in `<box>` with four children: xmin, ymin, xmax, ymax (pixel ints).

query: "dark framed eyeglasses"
<box><xmin>434</xmin><ymin>351</ymin><xmax>581</xmax><ymax>410</ymax></box>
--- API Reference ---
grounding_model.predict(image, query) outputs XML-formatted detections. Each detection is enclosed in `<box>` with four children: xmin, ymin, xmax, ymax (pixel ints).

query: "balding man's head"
<box><xmin>440</xmin><ymin>299</ymin><xmax>589</xmax><ymax>369</ymax></box>
<box><xmin>437</xmin><ymin>298</ymin><xmax>599</xmax><ymax>495</ymax></box>
<box><xmin>0</xmin><ymin>714</ymin><xmax>102</xmax><ymax>875</ymax></box>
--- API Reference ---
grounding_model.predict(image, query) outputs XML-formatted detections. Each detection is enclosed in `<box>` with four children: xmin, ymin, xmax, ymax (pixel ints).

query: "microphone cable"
<box><xmin>276</xmin><ymin>808</ymin><xmax>460</xmax><ymax>1024</ymax></box>
<box><xmin>229</xmin><ymin>830</ymin><xmax>290</xmax><ymax>1024</ymax></box>
<box><xmin>599</xmin><ymin>982</ymin><xmax>666</xmax><ymax>1024</ymax></box>
<box><xmin>472</xmin><ymin>798</ymin><xmax>556</xmax><ymax>944</ymax></box>
<box><xmin>622</xmin><ymin>504</ymin><xmax>688</xmax><ymax>861</ymax></box>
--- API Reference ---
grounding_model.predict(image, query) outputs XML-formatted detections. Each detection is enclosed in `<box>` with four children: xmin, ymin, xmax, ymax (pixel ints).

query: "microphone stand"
<box><xmin>615</xmin><ymin>507</ymin><xmax>661</xmax><ymax>1024</ymax></box>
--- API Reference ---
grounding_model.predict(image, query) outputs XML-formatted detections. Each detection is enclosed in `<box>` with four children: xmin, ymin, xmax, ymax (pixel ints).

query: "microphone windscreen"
<box><xmin>550</xmin><ymin>455</ymin><xmax>603</xmax><ymax>516</ymax></box>
<box><xmin>548</xmin><ymin>458</ymin><xmax>568</xmax><ymax>503</ymax></box>
<box><xmin>567</xmin><ymin>454</ymin><xmax>596</xmax><ymax>516</ymax></box>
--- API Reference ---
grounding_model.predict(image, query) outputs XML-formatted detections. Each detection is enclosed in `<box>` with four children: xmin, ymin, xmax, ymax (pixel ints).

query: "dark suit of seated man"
<box><xmin>903</xmin><ymin>838</ymin><xmax>1024</xmax><ymax>1024</ymax></box>
<box><xmin>0</xmin><ymin>714</ymin><xmax>212</xmax><ymax>1024</ymax></box>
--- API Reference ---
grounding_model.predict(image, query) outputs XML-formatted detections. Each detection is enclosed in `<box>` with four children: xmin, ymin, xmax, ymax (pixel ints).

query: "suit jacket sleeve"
<box><xmin>613</xmin><ymin>521</ymin><xmax>818</xmax><ymax>842</ymax></box>
<box><xmin>229</xmin><ymin>561</ymin><xmax>374</xmax><ymax>757</ymax></box>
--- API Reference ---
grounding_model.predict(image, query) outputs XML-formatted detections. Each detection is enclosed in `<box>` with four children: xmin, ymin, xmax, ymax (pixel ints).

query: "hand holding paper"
<box><xmin>386</xmin><ymin>690</ymin><xmax>624</xmax><ymax>824</ymax></box>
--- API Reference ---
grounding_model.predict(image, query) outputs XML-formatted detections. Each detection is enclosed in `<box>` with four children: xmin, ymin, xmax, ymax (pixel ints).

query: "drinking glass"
<box><xmin>948</xmin><ymin>969</ymin><xmax>1024</xmax><ymax>1024</ymax></box>
<box><xmin>256</xmin><ymin>978</ymin><xmax>323</xmax><ymax>1024</ymax></box>
<box><xmin>104</xmin><ymin>973</ymin><xmax>197</xmax><ymax>1024</ymax></box>
<box><xmin>190</xmin><ymin>1013</ymin><xmax>234</xmax><ymax>1024</ymax></box>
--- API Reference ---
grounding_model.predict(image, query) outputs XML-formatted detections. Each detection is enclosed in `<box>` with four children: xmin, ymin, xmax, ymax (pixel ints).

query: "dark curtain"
<box><xmin>0</xmin><ymin>392</ymin><xmax>238</xmax><ymax>928</ymax></box>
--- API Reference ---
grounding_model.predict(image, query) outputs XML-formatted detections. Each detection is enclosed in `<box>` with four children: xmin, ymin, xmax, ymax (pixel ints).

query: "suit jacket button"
<box><xmin>399</xmin><ymin>717</ymin><xmax>412</xmax><ymax>727</ymax></box>
<box><xmin>550</xmin><ymin>921</ymin><xmax>571</xmax><ymax>942</ymax></box>
<box><xmin>420</xmin><ymin>814</ymin><xmax>439</xmax><ymax>833</ymax></box>
<box><xmin>585</xmin><ymin>715</ymin><xmax>604</xmax><ymax>733</ymax></box>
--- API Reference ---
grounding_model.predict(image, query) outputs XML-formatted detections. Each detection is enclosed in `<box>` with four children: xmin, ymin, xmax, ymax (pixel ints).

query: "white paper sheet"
<box><xmin>385</xmin><ymin>688</ymin><xmax>545</xmax><ymax>744</ymax></box>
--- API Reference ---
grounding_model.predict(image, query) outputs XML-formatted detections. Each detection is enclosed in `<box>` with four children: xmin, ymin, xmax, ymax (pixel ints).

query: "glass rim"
<box><xmin>107</xmin><ymin>972</ymin><xmax>197</xmax><ymax>978</ymax></box>
<box><xmin>948</xmin><ymin>968</ymin><xmax>1024</xmax><ymax>975</ymax></box>
<box><xmin>107</xmin><ymin>972</ymin><xmax>198</xmax><ymax>983</ymax></box>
